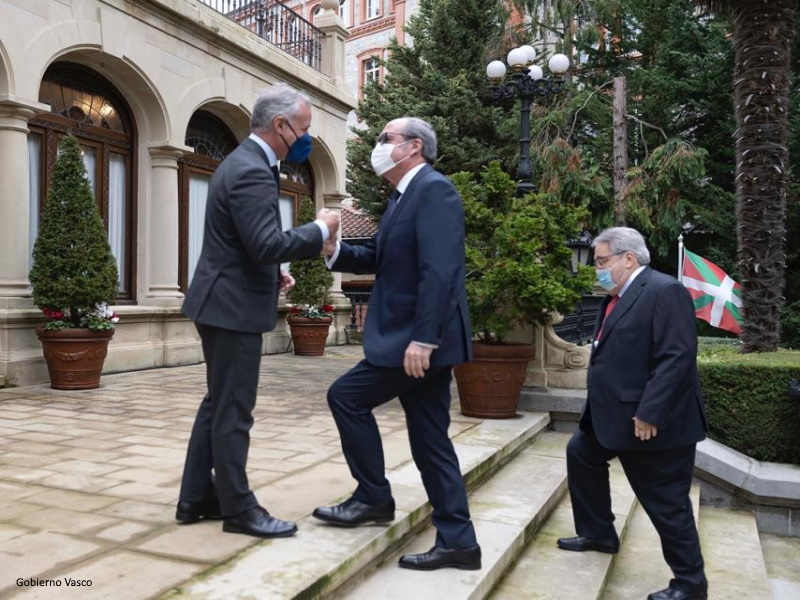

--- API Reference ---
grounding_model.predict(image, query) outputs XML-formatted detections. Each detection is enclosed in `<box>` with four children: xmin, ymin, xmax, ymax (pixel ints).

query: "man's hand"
<box><xmin>322</xmin><ymin>238</ymin><xmax>337</xmax><ymax>257</ymax></box>
<box><xmin>279</xmin><ymin>271</ymin><xmax>295</xmax><ymax>292</ymax></box>
<box><xmin>317</xmin><ymin>208</ymin><xmax>340</xmax><ymax>238</ymax></box>
<box><xmin>633</xmin><ymin>416</ymin><xmax>658</xmax><ymax>441</ymax></box>
<box><xmin>403</xmin><ymin>342</ymin><xmax>433</xmax><ymax>378</ymax></box>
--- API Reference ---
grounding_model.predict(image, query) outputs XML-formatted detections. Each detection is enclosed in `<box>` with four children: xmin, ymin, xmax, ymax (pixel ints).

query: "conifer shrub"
<box><xmin>451</xmin><ymin>161</ymin><xmax>595</xmax><ymax>342</ymax></box>
<box><xmin>29</xmin><ymin>134</ymin><xmax>119</xmax><ymax>331</ymax></box>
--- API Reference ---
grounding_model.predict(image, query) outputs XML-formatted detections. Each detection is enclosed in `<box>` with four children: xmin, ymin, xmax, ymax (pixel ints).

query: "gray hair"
<box><xmin>592</xmin><ymin>227</ymin><xmax>651</xmax><ymax>265</ymax></box>
<box><xmin>396</xmin><ymin>117</ymin><xmax>438</xmax><ymax>163</ymax></box>
<box><xmin>251</xmin><ymin>83</ymin><xmax>311</xmax><ymax>132</ymax></box>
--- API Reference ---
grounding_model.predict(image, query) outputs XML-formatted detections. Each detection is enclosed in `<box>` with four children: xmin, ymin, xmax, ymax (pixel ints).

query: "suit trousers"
<box><xmin>179</xmin><ymin>323</ymin><xmax>262</xmax><ymax>516</ymax></box>
<box><xmin>327</xmin><ymin>359</ymin><xmax>477</xmax><ymax>550</ymax></box>
<box><xmin>566</xmin><ymin>428</ymin><xmax>706</xmax><ymax>588</ymax></box>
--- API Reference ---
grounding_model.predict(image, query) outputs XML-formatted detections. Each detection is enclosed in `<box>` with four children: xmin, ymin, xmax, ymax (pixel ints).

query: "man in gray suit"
<box><xmin>176</xmin><ymin>83</ymin><xmax>339</xmax><ymax>538</ymax></box>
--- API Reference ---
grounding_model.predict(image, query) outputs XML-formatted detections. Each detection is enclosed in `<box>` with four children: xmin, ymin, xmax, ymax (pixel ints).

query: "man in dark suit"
<box><xmin>312</xmin><ymin>117</ymin><xmax>480</xmax><ymax>571</ymax></box>
<box><xmin>176</xmin><ymin>83</ymin><xmax>339</xmax><ymax>538</ymax></box>
<box><xmin>557</xmin><ymin>227</ymin><xmax>708</xmax><ymax>600</ymax></box>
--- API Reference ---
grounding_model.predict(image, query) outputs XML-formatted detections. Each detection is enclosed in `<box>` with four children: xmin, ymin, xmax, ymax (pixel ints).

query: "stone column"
<box><xmin>315</xmin><ymin>2</ymin><xmax>349</xmax><ymax>88</ymax></box>
<box><xmin>0</xmin><ymin>97</ymin><xmax>49</xmax><ymax>307</ymax></box>
<box><xmin>143</xmin><ymin>144</ymin><xmax>186</xmax><ymax>305</ymax></box>
<box><xmin>323</xmin><ymin>192</ymin><xmax>349</xmax><ymax>344</ymax></box>
<box><xmin>323</xmin><ymin>192</ymin><xmax>348</xmax><ymax>299</ymax></box>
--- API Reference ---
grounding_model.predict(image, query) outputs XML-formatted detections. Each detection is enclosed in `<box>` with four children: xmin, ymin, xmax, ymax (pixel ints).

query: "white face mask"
<box><xmin>370</xmin><ymin>141</ymin><xmax>411</xmax><ymax>176</ymax></box>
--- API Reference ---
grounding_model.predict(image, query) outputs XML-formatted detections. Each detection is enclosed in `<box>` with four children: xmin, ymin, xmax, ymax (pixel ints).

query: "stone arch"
<box><xmin>47</xmin><ymin>49</ymin><xmax>169</xmax><ymax>143</ymax></box>
<box><xmin>308</xmin><ymin>136</ymin><xmax>341</xmax><ymax>204</ymax></box>
<box><xmin>178</xmin><ymin>79</ymin><xmax>250</xmax><ymax>144</ymax></box>
<box><xmin>23</xmin><ymin>18</ymin><xmax>169</xmax><ymax>142</ymax></box>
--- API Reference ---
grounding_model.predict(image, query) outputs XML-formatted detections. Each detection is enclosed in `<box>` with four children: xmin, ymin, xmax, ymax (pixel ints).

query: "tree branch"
<box><xmin>567</xmin><ymin>79</ymin><xmax>615</xmax><ymax>140</ymax></box>
<box><xmin>624</xmin><ymin>113</ymin><xmax>669</xmax><ymax>141</ymax></box>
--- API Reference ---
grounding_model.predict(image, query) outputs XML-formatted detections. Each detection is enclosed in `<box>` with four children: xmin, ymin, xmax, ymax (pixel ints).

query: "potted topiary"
<box><xmin>450</xmin><ymin>160</ymin><xmax>596</xmax><ymax>418</ymax></box>
<box><xmin>286</xmin><ymin>197</ymin><xmax>335</xmax><ymax>356</ymax></box>
<box><xmin>29</xmin><ymin>134</ymin><xmax>119</xmax><ymax>390</ymax></box>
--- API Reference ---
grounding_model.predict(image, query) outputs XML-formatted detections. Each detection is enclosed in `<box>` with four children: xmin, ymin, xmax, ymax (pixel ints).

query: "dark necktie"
<box><xmin>383</xmin><ymin>189</ymin><xmax>401</xmax><ymax>222</ymax></box>
<box><xmin>271</xmin><ymin>165</ymin><xmax>281</xmax><ymax>188</ymax></box>
<box><xmin>596</xmin><ymin>295</ymin><xmax>620</xmax><ymax>342</ymax></box>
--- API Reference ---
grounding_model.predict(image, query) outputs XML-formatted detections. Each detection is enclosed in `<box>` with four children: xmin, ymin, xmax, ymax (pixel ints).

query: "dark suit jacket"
<box><xmin>582</xmin><ymin>267</ymin><xmax>707</xmax><ymax>452</ymax></box>
<box><xmin>183</xmin><ymin>138</ymin><xmax>322</xmax><ymax>333</ymax></box>
<box><xmin>331</xmin><ymin>164</ymin><xmax>472</xmax><ymax>368</ymax></box>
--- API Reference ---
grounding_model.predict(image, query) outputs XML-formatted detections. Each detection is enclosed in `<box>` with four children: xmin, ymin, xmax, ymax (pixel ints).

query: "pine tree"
<box><xmin>29</xmin><ymin>134</ymin><xmax>119</xmax><ymax>331</ymax></box>
<box><xmin>287</xmin><ymin>198</ymin><xmax>334</xmax><ymax>316</ymax></box>
<box><xmin>348</xmin><ymin>0</ymin><xmax>519</xmax><ymax>219</ymax></box>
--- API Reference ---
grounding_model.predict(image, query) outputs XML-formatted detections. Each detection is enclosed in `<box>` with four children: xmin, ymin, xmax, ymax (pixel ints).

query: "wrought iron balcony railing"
<box><xmin>199</xmin><ymin>0</ymin><xmax>323</xmax><ymax>72</ymax></box>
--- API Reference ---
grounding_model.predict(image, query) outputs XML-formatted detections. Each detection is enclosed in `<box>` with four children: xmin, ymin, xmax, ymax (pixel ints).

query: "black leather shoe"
<box><xmin>647</xmin><ymin>583</ymin><xmax>708</xmax><ymax>600</ymax></box>
<box><xmin>222</xmin><ymin>506</ymin><xmax>297</xmax><ymax>538</ymax></box>
<box><xmin>175</xmin><ymin>498</ymin><xmax>223</xmax><ymax>524</ymax></box>
<box><xmin>398</xmin><ymin>545</ymin><xmax>482</xmax><ymax>571</ymax></box>
<box><xmin>312</xmin><ymin>497</ymin><xmax>395</xmax><ymax>527</ymax></box>
<box><xmin>556</xmin><ymin>535</ymin><xmax>619</xmax><ymax>554</ymax></box>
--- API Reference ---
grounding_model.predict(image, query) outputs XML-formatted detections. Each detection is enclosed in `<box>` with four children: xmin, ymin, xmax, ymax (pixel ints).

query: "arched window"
<box><xmin>179</xmin><ymin>110</ymin><xmax>239</xmax><ymax>291</ymax></box>
<box><xmin>29</xmin><ymin>62</ymin><xmax>136</xmax><ymax>299</ymax></box>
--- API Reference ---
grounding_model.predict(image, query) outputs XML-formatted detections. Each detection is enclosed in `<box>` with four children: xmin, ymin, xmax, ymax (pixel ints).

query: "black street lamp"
<box><xmin>566</xmin><ymin>231</ymin><xmax>594</xmax><ymax>275</ymax></box>
<box><xmin>486</xmin><ymin>46</ymin><xmax>570</xmax><ymax>196</ymax></box>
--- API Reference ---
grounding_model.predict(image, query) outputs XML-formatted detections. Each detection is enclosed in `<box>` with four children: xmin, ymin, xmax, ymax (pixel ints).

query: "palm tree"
<box><xmin>693</xmin><ymin>0</ymin><xmax>796</xmax><ymax>352</ymax></box>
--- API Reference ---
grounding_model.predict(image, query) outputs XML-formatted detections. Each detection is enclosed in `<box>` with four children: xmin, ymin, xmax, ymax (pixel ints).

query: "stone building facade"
<box><xmin>0</xmin><ymin>0</ymin><xmax>355</xmax><ymax>386</ymax></box>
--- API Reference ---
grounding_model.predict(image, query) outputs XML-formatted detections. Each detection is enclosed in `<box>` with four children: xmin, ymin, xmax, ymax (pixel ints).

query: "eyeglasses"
<box><xmin>283</xmin><ymin>119</ymin><xmax>300</xmax><ymax>138</ymax></box>
<box><xmin>377</xmin><ymin>132</ymin><xmax>414</xmax><ymax>144</ymax></box>
<box><xmin>594</xmin><ymin>250</ymin><xmax>626</xmax><ymax>268</ymax></box>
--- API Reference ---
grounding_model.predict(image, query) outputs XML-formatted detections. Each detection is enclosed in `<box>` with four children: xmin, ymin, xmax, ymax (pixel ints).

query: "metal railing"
<box><xmin>552</xmin><ymin>294</ymin><xmax>603</xmax><ymax>345</ymax></box>
<box><xmin>198</xmin><ymin>0</ymin><xmax>323</xmax><ymax>72</ymax></box>
<box><xmin>343</xmin><ymin>287</ymin><xmax>371</xmax><ymax>330</ymax></box>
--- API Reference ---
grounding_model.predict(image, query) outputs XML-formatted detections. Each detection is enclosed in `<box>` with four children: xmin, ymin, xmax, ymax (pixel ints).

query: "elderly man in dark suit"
<box><xmin>557</xmin><ymin>227</ymin><xmax>708</xmax><ymax>600</ymax></box>
<box><xmin>312</xmin><ymin>117</ymin><xmax>480</xmax><ymax>571</ymax></box>
<box><xmin>176</xmin><ymin>83</ymin><xmax>339</xmax><ymax>538</ymax></box>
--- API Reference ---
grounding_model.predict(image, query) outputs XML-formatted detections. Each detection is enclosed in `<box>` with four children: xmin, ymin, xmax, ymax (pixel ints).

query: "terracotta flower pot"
<box><xmin>454</xmin><ymin>341</ymin><xmax>535</xmax><ymax>419</ymax></box>
<box><xmin>287</xmin><ymin>315</ymin><xmax>332</xmax><ymax>356</ymax></box>
<box><xmin>36</xmin><ymin>326</ymin><xmax>115</xmax><ymax>390</ymax></box>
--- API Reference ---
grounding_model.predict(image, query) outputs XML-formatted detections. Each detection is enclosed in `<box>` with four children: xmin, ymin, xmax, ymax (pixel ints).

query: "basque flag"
<box><xmin>681</xmin><ymin>249</ymin><xmax>743</xmax><ymax>334</ymax></box>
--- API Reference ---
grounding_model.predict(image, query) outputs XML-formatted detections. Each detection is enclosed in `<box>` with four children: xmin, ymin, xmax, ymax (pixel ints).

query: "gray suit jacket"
<box><xmin>183</xmin><ymin>138</ymin><xmax>322</xmax><ymax>333</ymax></box>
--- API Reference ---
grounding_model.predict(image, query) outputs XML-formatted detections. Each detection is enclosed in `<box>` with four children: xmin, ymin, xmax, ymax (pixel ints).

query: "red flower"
<box><xmin>322</xmin><ymin>304</ymin><xmax>334</xmax><ymax>313</ymax></box>
<box><xmin>43</xmin><ymin>307</ymin><xmax>64</xmax><ymax>319</ymax></box>
<box><xmin>289</xmin><ymin>306</ymin><xmax>301</xmax><ymax>314</ymax></box>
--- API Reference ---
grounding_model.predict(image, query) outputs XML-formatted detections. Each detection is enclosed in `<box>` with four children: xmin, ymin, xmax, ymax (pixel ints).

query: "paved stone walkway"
<box><xmin>0</xmin><ymin>346</ymin><xmax>479</xmax><ymax>599</ymax></box>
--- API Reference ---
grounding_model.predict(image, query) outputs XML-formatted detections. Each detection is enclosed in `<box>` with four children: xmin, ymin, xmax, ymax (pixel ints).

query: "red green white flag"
<box><xmin>681</xmin><ymin>249</ymin><xmax>743</xmax><ymax>334</ymax></box>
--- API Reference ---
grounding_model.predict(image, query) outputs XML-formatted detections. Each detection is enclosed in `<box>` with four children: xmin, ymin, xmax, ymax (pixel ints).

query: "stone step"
<box><xmin>169</xmin><ymin>412</ymin><xmax>551</xmax><ymax>599</ymax></box>
<box><xmin>699</xmin><ymin>506</ymin><xmax>771</xmax><ymax>599</ymax></box>
<box><xmin>340</xmin><ymin>431</ymin><xmax>571</xmax><ymax>600</ymax></box>
<box><xmin>760</xmin><ymin>532</ymin><xmax>800</xmax><ymax>599</ymax></box>
<box><xmin>519</xmin><ymin>388</ymin><xmax>586</xmax><ymax>432</ymax></box>
<box><xmin>491</xmin><ymin>460</ymin><xmax>637</xmax><ymax>600</ymax></box>
<box><xmin>601</xmin><ymin>485</ymin><xmax>699</xmax><ymax>599</ymax></box>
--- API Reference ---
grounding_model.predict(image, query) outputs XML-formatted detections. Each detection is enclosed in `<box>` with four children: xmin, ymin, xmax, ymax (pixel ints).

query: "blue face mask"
<box><xmin>596</xmin><ymin>268</ymin><xmax>616</xmax><ymax>291</ymax></box>
<box><xmin>286</xmin><ymin>133</ymin><xmax>313</xmax><ymax>162</ymax></box>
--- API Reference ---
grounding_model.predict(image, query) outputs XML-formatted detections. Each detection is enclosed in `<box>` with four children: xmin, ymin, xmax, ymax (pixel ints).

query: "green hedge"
<box><xmin>697</xmin><ymin>340</ymin><xmax>800</xmax><ymax>465</ymax></box>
